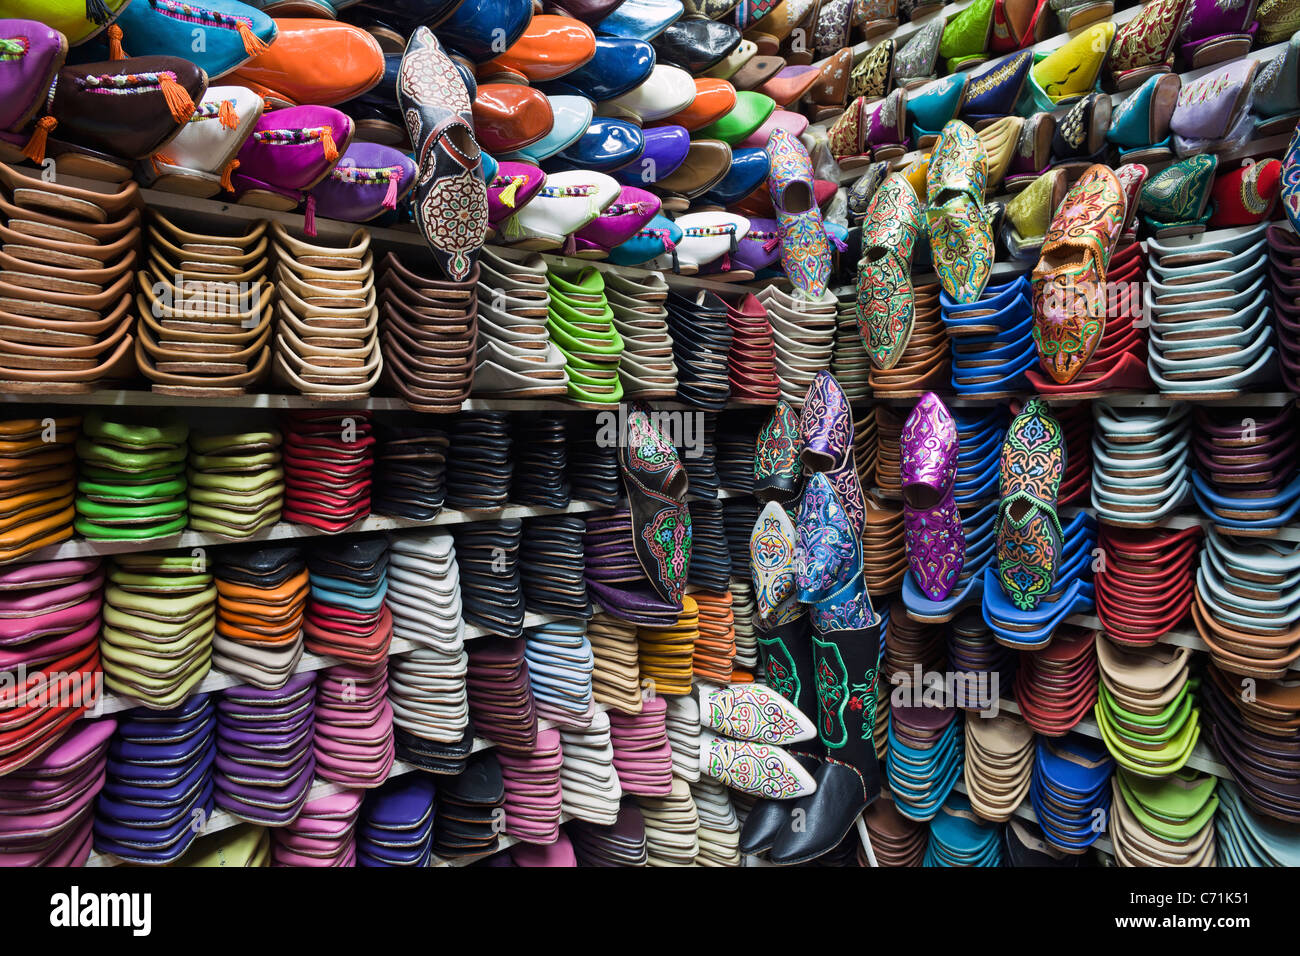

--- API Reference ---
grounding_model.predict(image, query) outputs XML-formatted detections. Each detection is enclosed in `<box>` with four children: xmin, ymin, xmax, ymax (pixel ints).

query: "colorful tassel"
<box><xmin>303</xmin><ymin>194</ymin><xmax>317</xmax><ymax>237</ymax></box>
<box><xmin>86</xmin><ymin>0</ymin><xmax>112</xmax><ymax>27</ymax></box>
<box><xmin>217</xmin><ymin>99</ymin><xmax>238</xmax><ymax>130</ymax></box>
<box><xmin>320</xmin><ymin>127</ymin><xmax>338</xmax><ymax>163</ymax></box>
<box><xmin>382</xmin><ymin>172</ymin><xmax>399</xmax><ymax>210</ymax></box>
<box><xmin>237</xmin><ymin>21</ymin><xmax>269</xmax><ymax>57</ymax></box>
<box><xmin>21</xmin><ymin>116</ymin><xmax>56</xmax><ymax>164</ymax></box>
<box><xmin>107</xmin><ymin>24</ymin><xmax>126</xmax><ymax>60</ymax></box>
<box><xmin>220</xmin><ymin>158</ymin><xmax>239</xmax><ymax>192</ymax></box>
<box><xmin>158</xmin><ymin>73</ymin><xmax>195</xmax><ymax>124</ymax></box>
<box><xmin>497</xmin><ymin>175</ymin><xmax>520</xmax><ymax>208</ymax></box>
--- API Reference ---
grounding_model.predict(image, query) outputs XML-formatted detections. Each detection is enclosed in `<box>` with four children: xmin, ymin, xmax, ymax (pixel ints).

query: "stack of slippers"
<box><xmin>1002</xmin><ymin>819</ymin><xmax>1087</xmax><ymax>867</ymax></box>
<box><xmin>498</xmin><ymin>726</ymin><xmax>565</xmax><ymax>845</ymax></box>
<box><xmin>832</xmin><ymin>289</ymin><xmax>871</xmax><ymax>402</ymax></box>
<box><xmin>1055</xmin><ymin>401</ymin><xmax>1094</xmax><ymax>507</ymax></box>
<box><xmin>0</xmin><ymin>718</ymin><xmax>114</xmax><ymax>866</ymax></box>
<box><xmin>568</xmin><ymin>434</ymin><xmax>621</xmax><ymax>506</ymax></box>
<box><xmin>186</xmin><ymin>430</ymin><xmax>284</xmax><ymax>539</ymax></box>
<box><xmin>883</xmin><ymin>605</ymin><xmax>947</xmax><ymax>684</ymax></box>
<box><xmin>511</xmin><ymin>418</ymin><xmax>570</xmax><ymax>510</ymax></box>
<box><xmin>723</xmin><ymin>293</ymin><xmax>780</xmax><ymax>404</ymax></box>
<box><xmin>687</xmin><ymin>501</ymin><xmax>731</xmax><ymax>592</ymax></box>
<box><xmin>100</xmin><ymin>553</ymin><xmax>216</xmax><ymax>710</ymax></box>
<box><xmin>962</xmin><ymin>712</ymin><xmax>1034</xmax><ymax>823</ymax></box>
<box><xmin>923</xmin><ymin>792</ymin><xmax>1003</xmax><ymax>867</ymax></box>
<box><xmin>982</xmin><ymin>511</ymin><xmax>1098</xmax><ymax>650</ymax></box>
<box><xmin>445</xmin><ymin>414</ymin><xmax>512</xmax><ymax>512</ymax></box>
<box><xmin>431</xmin><ymin>750</ymin><xmax>506</xmax><ymax>860</ymax></box>
<box><xmin>137</xmin><ymin>213</ymin><xmax>272</xmax><ymax>396</ymax></box>
<box><xmin>730</xmin><ymin>587</ymin><xmax>760</xmax><ymax>674</ymax></box>
<box><xmin>871</xmin><ymin>404</ymin><xmax>905</xmax><ymax>495</ymax></box>
<box><xmin>1011</xmin><ymin>625</ymin><xmax>1098</xmax><ymax>737</ymax></box>
<box><xmin>371</xmin><ymin>423</ymin><xmax>448</xmax><ymax>520</ymax></box>
<box><xmin>636</xmin><ymin>597</ymin><xmax>700</xmax><ymax>698</ymax></box>
<box><xmin>0</xmin><ymin>557</ymin><xmax>103</xmax><ymax>775</ymax></box>
<box><xmin>179</xmin><ymin>825</ymin><xmax>271</xmax><ymax>867</ymax></box>
<box><xmin>862</xmin><ymin>789</ymin><xmax>927</xmax><ymax>867</ymax></box>
<box><xmin>496</xmin><ymin>832</ymin><xmax>578</xmax><ymax>867</ymax></box>
<box><xmin>953</xmin><ymin>408</ymin><xmax>1006</xmax><ymax>508</ymax></box>
<box><xmin>377</xmin><ymin>251</ymin><xmax>477</xmax><ymax>412</ymax></box>
<box><xmin>1090</xmin><ymin>402</ymin><xmax>1191</xmax><ymax>528</ymax></box>
<box><xmin>691</xmin><ymin>778</ymin><xmax>742</xmax><ymax>866</ymax></box>
<box><xmin>547</xmin><ymin>264</ymin><xmax>625</xmax><ymax>407</ymax></box>
<box><xmin>1027</xmin><ymin>238</ymin><xmax>1152</xmax><ymax>396</ymax></box>
<box><xmin>215</xmin><ymin>673</ymin><xmax>318</xmax><ymax>826</ymax></box>
<box><xmin>386</xmin><ymin>529</ymin><xmax>464</xmax><ymax>652</ymax></box>
<box><xmin>869</xmin><ymin>282</ymin><xmax>948</xmax><ymax>398</ymax></box>
<box><xmin>1191</xmin><ymin>404</ymin><xmax>1300</xmax><ymax>535</ymax></box>
<box><xmin>569</xmin><ymin>804</ymin><xmax>648</xmax><ymax>866</ymax></box>
<box><xmin>853</xmin><ymin>409</ymin><xmax>878</xmax><ymax>490</ymax></box>
<box><xmin>587</xmin><ymin>612</ymin><xmax>644</xmax><ymax>713</ymax></box>
<box><xmin>1267</xmin><ymin>224</ymin><xmax>1300</xmax><ymax>392</ymax></box>
<box><xmin>1201</xmin><ymin>663</ymin><xmax>1300</xmax><ymax>823</ymax></box>
<box><xmin>471</xmin><ymin>249</ymin><xmax>566</xmax><ymax>401</ymax></box>
<box><xmin>637</xmin><ymin>776</ymin><xmax>701</xmax><ymax>866</ymax></box>
<box><xmin>271</xmin><ymin>789</ymin><xmax>362</xmax><ymax>867</ymax></box>
<box><xmin>75</xmin><ymin>412</ymin><xmax>189</xmax><ymax>542</ymax></box>
<box><xmin>312</xmin><ymin>660</ymin><xmax>395</xmax><ymax>790</ymax></box>
<box><xmin>92</xmin><ymin>695</ymin><xmax>216</xmax><ymax>865</ymax></box>
<box><xmin>281</xmin><ymin>410</ymin><xmax>374</xmax><ymax>532</ymax></box>
<box><xmin>1192</xmin><ymin>528</ymin><xmax>1300</xmax><ymax>680</ymax></box>
<box><xmin>213</xmin><ymin>545</ymin><xmax>308</xmax><ymax>691</ymax></box>
<box><xmin>665</xmin><ymin>696</ymin><xmax>703</xmax><ymax>783</ymax></box>
<box><xmin>0</xmin><ymin>164</ymin><xmax>140</xmax><ymax>394</ymax></box>
<box><xmin>466</xmin><ymin>636</ymin><xmax>538</xmax><ymax>755</ymax></box>
<box><xmin>455</xmin><ymin>520</ymin><xmax>525</xmax><ymax>639</ymax></box>
<box><xmin>524</xmin><ymin>621</ymin><xmax>595</xmax><ymax>728</ymax></box>
<box><xmin>388</xmin><ymin>644</ymin><xmax>471</xmax><ymax>774</ymax></box>
<box><xmin>357</xmin><ymin>774</ymin><xmax>436</xmax><ymax>867</ymax></box>
<box><xmin>946</xmin><ymin>612</ymin><xmax>1016</xmax><ymax>700</ymax></box>
<box><xmin>691</xmin><ymin>591</ymin><xmax>737</xmax><ymax>684</ymax></box>
<box><xmin>583</xmin><ymin>508</ymin><xmax>682</xmax><ymax>627</ymax></box>
<box><xmin>943</xmin><ymin>276</ymin><xmax>1036</xmax><ymax>398</ymax></box>
<box><xmin>1028</xmin><ymin>733</ymin><xmax>1114</xmax><ymax>855</ymax></box>
<box><xmin>1109</xmin><ymin>767</ymin><xmax>1219</xmax><ymax>867</ymax></box>
<box><xmin>604</xmin><ymin>269</ymin><xmax>678</xmax><ymax>400</ymax></box>
<box><xmin>559</xmin><ymin>711</ymin><xmax>624</xmax><ymax>826</ymax></box>
<box><xmin>270</xmin><ymin>223</ymin><xmax>382</xmax><ymax>402</ymax></box>
<box><xmin>521</xmin><ymin>516</ymin><xmax>590</xmax><ymax>620</ymax></box>
<box><xmin>304</xmin><ymin>537</ymin><xmax>392</xmax><ymax>666</ymax></box>
<box><xmin>608</xmin><ymin>697</ymin><xmax>675</xmax><ymax>798</ymax></box>
<box><xmin>761</xmin><ymin>286</ymin><xmax>837</xmax><ymax>407</ymax></box>
<box><xmin>0</xmin><ymin>416</ymin><xmax>79</xmax><ymax>561</ymax></box>
<box><xmin>1146</xmin><ymin>225</ymin><xmax>1275</xmax><ymax>400</ymax></box>
<box><xmin>1095</xmin><ymin>525</ymin><xmax>1201</xmax><ymax>648</ymax></box>
<box><xmin>1215</xmin><ymin>778</ymin><xmax>1300</xmax><ymax>862</ymax></box>
<box><xmin>862</xmin><ymin>495</ymin><xmax>908</xmax><ymax>594</ymax></box>
<box><xmin>886</xmin><ymin>701</ymin><xmax>964</xmax><ymax>822</ymax></box>
<box><xmin>666</xmin><ymin>289</ymin><xmax>731</xmax><ymax>410</ymax></box>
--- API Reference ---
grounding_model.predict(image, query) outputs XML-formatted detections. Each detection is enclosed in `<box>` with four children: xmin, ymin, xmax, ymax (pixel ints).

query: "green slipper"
<box><xmin>696</xmin><ymin>91</ymin><xmax>776</xmax><ymax>144</ymax></box>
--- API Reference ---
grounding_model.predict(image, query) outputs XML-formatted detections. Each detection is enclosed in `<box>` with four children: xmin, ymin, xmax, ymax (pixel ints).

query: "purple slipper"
<box><xmin>900</xmin><ymin>391</ymin><xmax>964</xmax><ymax>600</ymax></box>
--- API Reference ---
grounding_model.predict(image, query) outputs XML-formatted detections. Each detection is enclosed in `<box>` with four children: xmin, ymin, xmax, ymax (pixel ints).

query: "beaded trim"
<box><xmin>79</xmin><ymin>71</ymin><xmax>180</xmax><ymax>93</ymax></box>
<box><xmin>683</xmin><ymin>224</ymin><xmax>737</xmax><ymax>236</ymax></box>
<box><xmin>602</xmin><ymin>202</ymin><xmax>648</xmax><ymax>217</ymax></box>
<box><xmin>152</xmin><ymin>0</ymin><xmax>255</xmax><ymax>30</ymax></box>
<box><xmin>0</xmin><ymin>37</ymin><xmax>28</xmax><ymax>60</ymax></box>
<box><xmin>538</xmin><ymin>184</ymin><xmax>597</xmax><ymax>197</ymax></box>
<box><xmin>253</xmin><ymin>126</ymin><xmax>331</xmax><ymax>145</ymax></box>
<box><xmin>188</xmin><ymin>100</ymin><xmax>230</xmax><ymax>122</ymax></box>
<box><xmin>331</xmin><ymin>164</ymin><xmax>403</xmax><ymax>185</ymax></box>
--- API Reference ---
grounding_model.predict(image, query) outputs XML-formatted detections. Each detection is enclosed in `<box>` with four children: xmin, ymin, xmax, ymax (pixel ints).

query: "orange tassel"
<box><xmin>21</xmin><ymin>116</ymin><xmax>56</xmax><ymax>164</ymax></box>
<box><xmin>107</xmin><ymin>24</ymin><xmax>126</xmax><ymax>60</ymax></box>
<box><xmin>152</xmin><ymin>153</ymin><xmax>176</xmax><ymax>173</ymax></box>
<box><xmin>218</xmin><ymin>99</ymin><xmax>238</xmax><ymax>130</ymax></box>
<box><xmin>236</xmin><ymin>21</ymin><xmax>270</xmax><ymax>57</ymax></box>
<box><xmin>320</xmin><ymin>127</ymin><xmax>338</xmax><ymax>163</ymax></box>
<box><xmin>158</xmin><ymin>73</ymin><xmax>195</xmax><ymax>124</ymax></box>
<box><xmin>220</xmin><ymin>159</ymin><xmax>239</xmax><ymax>193</ymax></box>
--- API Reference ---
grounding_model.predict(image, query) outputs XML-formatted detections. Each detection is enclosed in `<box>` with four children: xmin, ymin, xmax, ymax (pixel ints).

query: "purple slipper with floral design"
<box><xmin>901</xmin><ymin>391</ymin><xmax>964</xmax><ymax>600</ymax></box>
